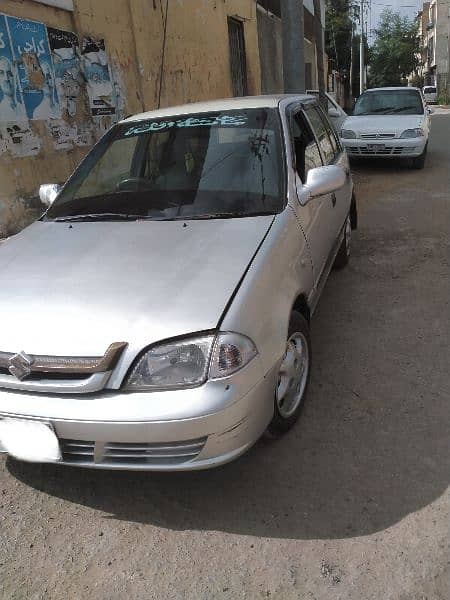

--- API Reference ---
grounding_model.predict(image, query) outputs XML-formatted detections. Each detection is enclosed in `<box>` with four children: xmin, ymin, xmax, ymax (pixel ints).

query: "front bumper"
<box><xmin>0</xmin><ymin>363</ymin><xmax>276</xmax><ymax>471</ymax></box>
<box><xmin>342</xmin><ymin>137</ymin><xmax>427</xmax><ymax>158</ymax></box>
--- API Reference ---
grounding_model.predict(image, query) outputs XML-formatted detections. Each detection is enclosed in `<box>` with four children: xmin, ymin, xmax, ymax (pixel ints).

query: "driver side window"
<box><xmin>291</xmin><ymin>110</ymin><xmax>323</xmax><ymax>183</ymax></box>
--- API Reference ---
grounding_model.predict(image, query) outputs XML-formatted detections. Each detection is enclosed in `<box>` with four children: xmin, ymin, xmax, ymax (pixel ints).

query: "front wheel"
<box><xmin>266</xmin><ymin>311</ymin><xmax>311</xmax><ymax>437</ymax></box>
<box><xmin>412</xmin><ymin>144</ymin><xmax>427</xmax><ymax>170</ymax></box>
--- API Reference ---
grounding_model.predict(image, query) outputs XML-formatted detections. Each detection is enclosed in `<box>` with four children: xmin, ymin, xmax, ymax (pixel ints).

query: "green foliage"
<box><xmin>325</xmin><ymin>0</ymin><xmax>353</xmax><ymax>73</ymax></box>
<box><xmin>369</xmin><ymin>9</ymin><xmax>420</xmax><ymax>87</ymax></box>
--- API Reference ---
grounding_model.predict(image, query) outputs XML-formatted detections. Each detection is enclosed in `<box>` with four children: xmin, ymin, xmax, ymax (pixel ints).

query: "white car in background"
<box><xmin>306</xmin><ymin>90</ymin><xmax>348</xmax><ymax>132</ymax></box>
<box><xmin>422</xmin><ymin>85</ymin><xmax>437</xmax><ymax>104</ymax></box>
<box><xmin>341</xmin><ymin>87</ymin><xmax>431</xmax><ymax>169</ymax></box>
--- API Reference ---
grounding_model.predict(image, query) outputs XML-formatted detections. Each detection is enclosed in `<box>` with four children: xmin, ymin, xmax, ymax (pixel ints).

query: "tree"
<box><xmin>369</xmin><ymin>9</ymin><xmax>420</xmax><ymax>87</ymax></box>
<box><xmin>325</xmin><ymin>0</ymin><xmax>354</xmax><ymax>75</ymax></box>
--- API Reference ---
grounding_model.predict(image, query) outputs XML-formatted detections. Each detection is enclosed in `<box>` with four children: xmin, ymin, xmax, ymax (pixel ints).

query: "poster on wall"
<box><xmin>0</xmin><ymin>14</ymin><xmax>27</xmax><ymax>121</ymax></box>
<box><xmin>6</xmin><ymin>15</ymin><xmax>60</xmax><ymax>120</ymax></box>
<box><xmin>47</xmin><ymin>27</ymin><xmax>88</xmax><ymax>121</ymax></box>
<box><xmin>81</xmin><ymin>37</ymin><xmax>115</xmax><ymax>116</ymax></box>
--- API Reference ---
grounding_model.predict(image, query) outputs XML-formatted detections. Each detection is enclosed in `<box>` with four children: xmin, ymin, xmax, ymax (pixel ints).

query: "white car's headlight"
<box><xmin>125</xmin><ymin>333</ymin><xmax>257</xmax><ymax>391</ymax></box>
<box><xmin>400</xmin><ymin>128</ymin><xmax>424</xmax><ymax>139</ymax></box>
<box><xmin>340</xmin><ymin>129</ymin><xmax>357</xmax><ymax>139</ymax></box>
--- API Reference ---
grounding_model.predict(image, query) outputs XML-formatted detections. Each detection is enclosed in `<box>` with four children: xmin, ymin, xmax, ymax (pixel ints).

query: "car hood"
<box><xmin>0</xmin><ymin>217</ymin><xmax>273</xmax><ymax>356</ymax></box>
<box><xmin>343</xmin><ymin>115</ymin><xmax>425</xmax><ymax>135</ymax></box>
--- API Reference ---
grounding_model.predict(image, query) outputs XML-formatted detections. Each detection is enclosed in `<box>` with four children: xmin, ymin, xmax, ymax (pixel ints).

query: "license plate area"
<box><xmin>367</xmin><ymin>143</ymin><xmax>385</xmax><ymax>151</ymax></box>
<box><xmin>0</xmin><ymin>418</ymin><xmax>61</xmax><ymax>462</ymax></box>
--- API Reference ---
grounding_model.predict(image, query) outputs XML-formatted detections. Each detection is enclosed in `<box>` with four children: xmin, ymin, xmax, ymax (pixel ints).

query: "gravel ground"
<box><xmin>1</xmin><ymin>112</ymin><xmax>449</xmax><ymax>600</ymax></box>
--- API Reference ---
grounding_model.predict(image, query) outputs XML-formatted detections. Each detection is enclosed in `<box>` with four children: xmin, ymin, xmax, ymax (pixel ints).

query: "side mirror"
<box><xmin>39</xmin><ymin>183</ymin><xmax>61</xmax><ymax>207</ymax></box>
<box><xmin>328</xmin><ymin>107</ymin><xmax>340</xmax><ymax>118</ymax></box>
<box><xmin>298</xmin><ymin>165</ymin><xmax>346</xmax><ymax>206</ymax></box>
<box><xmin>427</xmin><ymin>107</ymin><xmax>434</xmax><ymax>114</ymax></box>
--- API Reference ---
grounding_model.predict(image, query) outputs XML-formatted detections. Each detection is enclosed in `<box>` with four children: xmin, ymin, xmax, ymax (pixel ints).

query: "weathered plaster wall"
<box><xmin>0</xmin><ymin>0</ymin><xmax>261</xmax><ymax>236</ymax></box>
<box><xmin>128</xmin><ymin>0</ymin><xmax>260</xmax><ymax>111</ymax></box>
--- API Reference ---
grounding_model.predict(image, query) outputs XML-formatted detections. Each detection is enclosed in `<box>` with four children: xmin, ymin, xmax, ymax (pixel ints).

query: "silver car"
<box><xmin>0</xmin><ymin>95</ymin><xmax>356</xmax><ymax>471</ymax></box>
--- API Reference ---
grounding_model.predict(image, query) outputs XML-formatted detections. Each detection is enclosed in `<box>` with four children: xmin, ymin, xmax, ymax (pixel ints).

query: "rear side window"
<box><xmin>304</xmin><ymin>106</ymin><xmax>335</xmax><ymax>164</ymax></box>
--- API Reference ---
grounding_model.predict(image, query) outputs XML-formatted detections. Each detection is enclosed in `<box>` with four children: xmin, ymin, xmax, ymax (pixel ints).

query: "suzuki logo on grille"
<box><xmin>8</xmin><ymin>351</ymin><xmax>34</xmax><ymax>381</ymax></box>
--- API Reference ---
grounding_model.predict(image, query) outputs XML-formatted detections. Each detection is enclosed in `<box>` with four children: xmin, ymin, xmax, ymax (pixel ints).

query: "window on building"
<box><xmin>428</xmin><ymin>37</ymin><xmax>434</xmax><ymax>63</ymax></box>
<box><xmin>228</xmin><ymin>18</ymin><xmax>248</xmax><ymax>97</ymax></box>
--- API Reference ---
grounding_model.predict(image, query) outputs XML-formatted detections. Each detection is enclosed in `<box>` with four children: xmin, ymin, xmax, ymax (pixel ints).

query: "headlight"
<box><xmin>125</xmin><ymin>332</ymin><xmax>257</xmax><ymax>391</ymax></box>
<box><xmin>400</xmin><ymin>128</ymin><xmax>424</xmax><ymax>138</ymax></box>
<box><xmin>340</xmin><ymin>129</ymin><xmax>356</xmax><ymax>139</ymax></box>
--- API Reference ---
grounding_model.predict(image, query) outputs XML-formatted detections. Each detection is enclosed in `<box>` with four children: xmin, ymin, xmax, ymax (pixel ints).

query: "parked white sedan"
<box><xmin>0</xmin><ymin>95</ymin><xmax>356</xmax><ymax>471</ymax></box>
<box><xmin>341</xmin><ymin>87</ymin><xmax>430</xmax><ymax>169</ymax></box>
<box><xmin>422</xmin><ymin>85</ymin><xmax>437</xmax><ymax>104</ymax></box>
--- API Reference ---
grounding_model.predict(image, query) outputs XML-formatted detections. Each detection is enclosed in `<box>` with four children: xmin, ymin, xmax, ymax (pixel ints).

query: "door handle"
<box><xmin>331</xmin><ymin>193</ymin><xmax>337</xmax><ymax>207</ymax></box>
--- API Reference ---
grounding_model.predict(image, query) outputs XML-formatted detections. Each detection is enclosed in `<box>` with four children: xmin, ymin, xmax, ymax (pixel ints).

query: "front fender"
<box><xmin>220</xmin><ymin>209</ymin><xmax>314</xmax><ymax>376</ymax></box>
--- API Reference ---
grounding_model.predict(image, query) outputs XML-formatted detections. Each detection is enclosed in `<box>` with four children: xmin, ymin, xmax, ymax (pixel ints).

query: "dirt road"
<box><xmin>1</xmin><ymin>112</ymin><xmax>449</xmax><ymax>600</ymax></box>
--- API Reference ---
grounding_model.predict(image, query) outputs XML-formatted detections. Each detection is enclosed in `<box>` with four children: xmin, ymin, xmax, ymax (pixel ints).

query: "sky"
<box><xmin>368</xmin><ymin>0</ymin><xmax>423</xmax><ymax>43</ymax></box>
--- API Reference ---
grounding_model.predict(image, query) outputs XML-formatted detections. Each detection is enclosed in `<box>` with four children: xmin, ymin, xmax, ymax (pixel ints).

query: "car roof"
<box><xmin>363</xmin><ymin>87</ymin><xmax>421</xmax><ymax>92</ymax></box>
<box><xmin>121</xmin><ymin>94</ymin><xmax>315</xmax><ymax>122</ymax></box>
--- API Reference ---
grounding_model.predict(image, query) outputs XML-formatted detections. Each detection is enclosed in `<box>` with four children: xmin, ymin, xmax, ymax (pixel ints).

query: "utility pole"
<box><xmin>281</xmin><ymin>0</ymin><xmax>305</xmax><ymax>93</ymax></box>
<box><xmin>313</xmin><ymin>0</ymin><xmax>326</xmax><ymax>107</ymax></box>
<box><xmin>350</xmin><ymin>20</ymin><xmax>354</xmax><ymax>101</ymax></box>
<box><xmin>360</xmin><ymin>0</ymin><xmax>365</xmax><ymax>94</ymax></box>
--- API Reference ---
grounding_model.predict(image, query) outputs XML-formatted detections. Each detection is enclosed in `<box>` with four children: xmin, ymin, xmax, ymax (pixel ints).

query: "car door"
<box><xmin>314</xmin><ymin>104</ymin><xmax>352</xmax><ymax>233</ymax></box>
<box><xmin>288</xmin><ymin>106</ymin><xmax>333</xmax><ymax>287</ymax></box>
<box><xmin>300</xmin><ymin>105</ymin><xmax>349</xmax><ymax>283</ymax></box>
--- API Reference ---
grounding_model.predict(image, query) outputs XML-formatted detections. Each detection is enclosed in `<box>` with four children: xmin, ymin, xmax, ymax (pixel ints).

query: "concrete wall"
<box><xmin>256</xmin><ymin>4</ymin><xmax>319</xmax><ymax>94</ymax></box>
<box><xmin>0</xmin><ymin>0</ymin><xmax>261</xmax><ymax>236</ymax></box>
<box><xmin>257</xmin><ymin>7</ymin><xmax>283</xmax><ymax>93</ymax></box>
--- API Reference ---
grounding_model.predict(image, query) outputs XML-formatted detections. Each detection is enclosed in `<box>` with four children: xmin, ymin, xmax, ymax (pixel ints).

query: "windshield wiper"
<box><xmin>53</xmin><ymin>213</ymin><xmax>148</xmax><ymax>222</ymax></box>
<box><xmin>155</xmin><ymin>210</ymin><xmax>275</xmax><ymax>221</ymax></box>
<box><xmin>390</xmin><ymin>106</ymin><xmax>422</xmax><ymax>114</ymax></box>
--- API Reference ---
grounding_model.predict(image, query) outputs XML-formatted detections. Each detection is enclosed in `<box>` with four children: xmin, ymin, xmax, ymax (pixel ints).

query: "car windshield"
<box><xmin>424</xmin><ymin>87</ymin><xmax>436</xmax><ymax>94</ymax></box>
<box><xmin>45</xmin><ymin>108</ymin><xmax>285</xmax><ymax>221</ymax></box>
<box><xmin>353</xmin><ymin>90</ymin><xmax>424</xmax><ymax>116</ymax></box>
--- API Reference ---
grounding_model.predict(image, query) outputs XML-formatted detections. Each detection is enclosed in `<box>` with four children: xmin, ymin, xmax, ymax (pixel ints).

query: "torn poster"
<box><xmin>81</xmin><ymin>37</ymin><xmax>115</xmax><ymax>117</ymax></box>
<box><xmin>0</xmin><ymin>14</ymin><xmax>27</xmax><ymax>121</ymax></box>
<box><xmin>6</xmin><ymin>15</ymin><xmax>60</xmax><ymax>120</ymax></box>
<box><xmin>47</xmin><ymin>27</ymin><xmax>89</xmax><ymax>121</ymax></box>
<box><xmin>0</xmin><ymin>121</ymin><xmax>41</xmax><ymax>156</ymax></box>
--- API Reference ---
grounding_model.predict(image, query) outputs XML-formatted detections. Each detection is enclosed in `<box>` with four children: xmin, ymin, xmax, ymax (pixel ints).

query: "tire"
<box><xmin>266</xmin><ymin>311</ymin><xmax>311</xmax><ymax>437</ymax></box>
<box><xmin>412</xmin><ymin>144</ymin><xmax>427</xmax><ymax>170</ymax></box>
<box><xmin>333</xmin><ymin>213</ymin><xmax>351</xmax><ymax>269</ymax></box>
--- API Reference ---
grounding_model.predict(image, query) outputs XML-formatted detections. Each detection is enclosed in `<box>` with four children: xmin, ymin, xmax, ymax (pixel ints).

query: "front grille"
<box><xmin>0</xmin><ymin>342</ymin><xmax>126</xmax><ymax>394</ymax></box>
<box><xmin>60</xmin><ymin>437</ymin><xmax>207</xmax><ymax>467</ymax></box>
<box><xmin>0</xmin><ymin>369</ymin><xmax>91</xmax><ymax>381</ymax></box>
<box><xmin>360</xmin><ymin>133</ymin><xmax>396</xmax><ymax>139</ymax></box>
<box><xmin>348</xmin><ymin>146</ymin><xmax>416</xmax><ymax>156</ymax></box>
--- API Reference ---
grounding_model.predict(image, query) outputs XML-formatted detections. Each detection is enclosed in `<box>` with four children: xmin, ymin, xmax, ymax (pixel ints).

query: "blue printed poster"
<box><xmin>0</xmin><ymin>14</ymin><xmax>26</xmax><ymax>122</ymax></box>
<box><xmin>6</xmin><ymin>15</ymin><xmax>60</xmax><ymax>120</ymax></box>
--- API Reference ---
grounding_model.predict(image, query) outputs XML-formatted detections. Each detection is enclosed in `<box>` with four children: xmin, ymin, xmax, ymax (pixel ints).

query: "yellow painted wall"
<box><xmin>0</xmin><ymin>0</ymin><xmax>261</xmax><ymax>236</ymax></box>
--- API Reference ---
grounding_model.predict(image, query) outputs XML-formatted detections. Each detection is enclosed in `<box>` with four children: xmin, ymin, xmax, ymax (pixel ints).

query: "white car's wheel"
<box><xmin>412</xmin><ymin>143</ymin><xmax>428</xmax><ymax>170</ymax></box>
<box><xmin>266</xmin><ymin>311</ymin><xmax>311</xmax><ymax>437</ymax></box>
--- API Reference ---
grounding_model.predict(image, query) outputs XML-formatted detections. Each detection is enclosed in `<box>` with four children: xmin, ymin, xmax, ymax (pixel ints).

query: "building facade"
<box><xmin>421</xmin><ymin>0</ymin><xmax>450</xmax><ymax>96</ymax></box>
